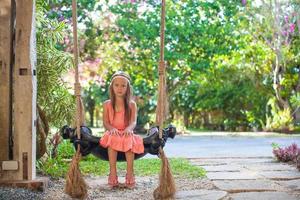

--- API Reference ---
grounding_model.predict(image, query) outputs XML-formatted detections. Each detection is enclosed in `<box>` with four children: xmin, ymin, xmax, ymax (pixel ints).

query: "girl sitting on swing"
<box><xmin>99</xmin><ymin>71</ymin><xmax>144</xmax><ymax>189</ymax></box>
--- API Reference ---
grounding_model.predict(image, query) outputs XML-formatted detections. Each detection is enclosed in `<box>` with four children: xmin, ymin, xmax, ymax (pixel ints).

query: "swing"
<box><xmin>65</xmin><ymin>0</ymin><xmax>175</xmax><ymax>199</ymax></box>
<box><xmin>61</xmin><ymin>0</ymin><xmax>176</xmax><ymax>162</ymax></box>
<box><xmin>61</xmin><ymin>124</ymin><xmax>176</xmax><ymax>161</ymax></box>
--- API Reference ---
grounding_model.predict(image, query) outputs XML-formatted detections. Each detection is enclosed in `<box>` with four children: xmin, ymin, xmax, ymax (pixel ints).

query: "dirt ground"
<box><xmin>0</xmin><ymin>175</ymin><xmax>215</xmax><ymax>200</ymax></box>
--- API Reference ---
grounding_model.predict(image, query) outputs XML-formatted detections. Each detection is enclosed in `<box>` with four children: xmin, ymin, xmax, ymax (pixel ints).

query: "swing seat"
<box><xmin>60</xmin><ymin>125</ymin><xmax>176</xmax><ymax>161</ymax></box>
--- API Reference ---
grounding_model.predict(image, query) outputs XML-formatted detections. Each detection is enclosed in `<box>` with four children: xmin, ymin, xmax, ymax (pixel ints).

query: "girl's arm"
<box><xmin>103</xmin><ymin>102</ymin><xmax>119</xmax><ymax>134</ymax></box>
<box><xmin>124</xmin><ymin>101</ymin><xmax>137</xmax><ymax>134</ymax></box>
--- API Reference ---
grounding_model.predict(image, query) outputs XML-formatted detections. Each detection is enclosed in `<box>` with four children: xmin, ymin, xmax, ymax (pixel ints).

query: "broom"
<box><xmin>153</xmin><ymin>61</ymin><xmax>176</xmax><ymax>200</ymax></box>
<box><xmin>153</xmin><ymin>149</ymin><xmax>176</xmax><ymax>200</ymax></box>
<box><xmin>153</xmin><ymin>1</ymin><xmax>176</xmax><ymax>198</ymax></box>
<box><xmin>64</xmin><ymin>0</ymin><xmax>87</xmax><ymax>199</ymax></box>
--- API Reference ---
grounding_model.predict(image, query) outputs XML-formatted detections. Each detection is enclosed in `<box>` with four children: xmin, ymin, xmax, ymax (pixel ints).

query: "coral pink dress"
<box><xmin>99</xmin><ymin>101</ymin><xmax>144</xmax><ymax>153</ymax></box>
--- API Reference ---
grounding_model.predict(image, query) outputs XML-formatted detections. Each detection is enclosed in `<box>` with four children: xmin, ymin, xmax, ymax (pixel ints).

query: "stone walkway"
<box><xmin>1</xmin><ymin>157</ymin><xmax>299</xmax><ymax>200</ymax></box>
<box><xmin>175</xmin><ymin>157</ymin><xmax>300</xmax><ymax>200</ymax></box>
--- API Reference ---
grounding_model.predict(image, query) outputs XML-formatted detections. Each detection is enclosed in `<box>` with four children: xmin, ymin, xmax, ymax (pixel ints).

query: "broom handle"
<box><xmin>157</xmin><ymin>0</ymin><xmax>166</xmax><ymax>139</ymax></box>
<box><xmin>159</xmin><ymin>0</ymin><xmax>165</xmax><ymax>63</ymax></box>
<box><xmin>72</xmin><ymin>0</ymin><xmax>81</xmax><ymax>140</ymax></box>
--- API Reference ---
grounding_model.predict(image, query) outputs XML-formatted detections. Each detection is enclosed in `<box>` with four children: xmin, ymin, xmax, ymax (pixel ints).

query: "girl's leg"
<box><xmin>125</xmin><ymin>151</ymin><xmax>135</xmax><ymax>187</ymax></box>
<box><xmin>108</xmin><ymin>147</ymin><xmax>118</xmax><ymax>186</ymax></box>
<box><xmin>125</xmin><ymin>150</ymin><xmax>134</xmax><ymax>175</ymax></box>
<box><xmin>108</xmin><ymin>147</ymin><xmax>118</xmax><ymax>175</ymax></box>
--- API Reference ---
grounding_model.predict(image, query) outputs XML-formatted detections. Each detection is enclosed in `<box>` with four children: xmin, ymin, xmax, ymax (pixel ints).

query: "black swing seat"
<box><xmin>60</xmin><ymin>125</ymin><xmax>176</xmax><ymax>161</ymax></box>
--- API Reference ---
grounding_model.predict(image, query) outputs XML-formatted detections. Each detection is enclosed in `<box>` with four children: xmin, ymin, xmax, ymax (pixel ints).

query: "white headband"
<box><xmin>110</xmin><ymin>75</ymin><xmax>131</xmax><ymax>84</ymax></box>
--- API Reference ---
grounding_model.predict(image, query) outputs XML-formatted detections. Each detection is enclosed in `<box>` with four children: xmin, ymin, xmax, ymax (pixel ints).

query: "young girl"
<box><xmin>99</xmin><ymin>71</ymin><xmax>144</xmax><ymax>188</ymax></box>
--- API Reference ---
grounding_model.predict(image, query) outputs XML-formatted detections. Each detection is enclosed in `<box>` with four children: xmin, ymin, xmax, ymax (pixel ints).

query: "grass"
<box><xmin>37</xmin><ymin>141</ymin><xmax>206</xmax><ymax>179</ymax></box>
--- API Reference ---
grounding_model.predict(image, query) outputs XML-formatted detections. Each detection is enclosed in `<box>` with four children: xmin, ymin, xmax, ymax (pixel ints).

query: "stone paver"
<box><xmin>200</xmin><ymin>165</ymin><xmax>242</xmax><ymax>172</ymax></box>
<box><xmin>206</xmin><ymin>171</ymin><xmax>259</xmax><ymax>180</ymax></box>
<box><xmin>228</xmin><ymin>158</ymin><xmax>274</xmax><ymax>165</ymax></box>
<box><xmin>191</xmin><ymin>157</ymin><xmax>273</xmax><ymax>165</ymax></box>
<box><xmin>244</xmin><ymin>163</ymin><xmax>296</xmax><ymax>171</ymax></box>
<box><xmin>213</xmin><ymin>180</ymin><xmax>277</xmax><ymax>192</ymax></box>
<box><xmin>175</xmin><ymin>190</ymin><xmax>227</xmax><ymax>200</ymax></box>
<box><xmin>229</xmin><ymin>191</ymin><xmax>299</xmax><ymax>200</ymax></box>
<box><xmin>276</xmin><ymin>179</ymin><xmax>300</xmax><ymax>190</ymax></box>
<box><xmin>190</xmin><ymin>157</ymin><xmax>300</xmax><ymax>200</ymax></box>
<box><xmin>190</xmin><ymin>160</ymin><xmax>227</xmax><ymax>166</ymax></box>
<box><xmin>258</xmin><ymin>170</ymin><xmax>300</xmax><ymax>180</ymax></box>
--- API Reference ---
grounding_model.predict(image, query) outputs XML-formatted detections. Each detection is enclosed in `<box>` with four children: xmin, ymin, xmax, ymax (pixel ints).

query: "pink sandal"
<box><xmin>108</xmin><ymin>174</ymin><xmax>119</xmax><ymax>188</ymax></box>
<box><xmin>125</xmin><ymin>174</ymin><xmax>135</xmax><ymax>189</ymax></box>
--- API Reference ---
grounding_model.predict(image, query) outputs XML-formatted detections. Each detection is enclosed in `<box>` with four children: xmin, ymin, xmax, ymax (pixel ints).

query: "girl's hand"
<box><xmin>109</xmin><ymin>128</ymin><xmax>120</xmax><ymax>136</ymax></box>
<box><xmin>123</xmin><ymin>128</ymin><xmax>133</xmax><ymax>136</ymax></box>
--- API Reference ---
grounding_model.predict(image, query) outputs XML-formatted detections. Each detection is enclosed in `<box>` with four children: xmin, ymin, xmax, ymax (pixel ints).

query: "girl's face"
<box><xmin>112</xmin><ymin>77</ymin><xmax>128</xmax><ymax>97</ymax></box>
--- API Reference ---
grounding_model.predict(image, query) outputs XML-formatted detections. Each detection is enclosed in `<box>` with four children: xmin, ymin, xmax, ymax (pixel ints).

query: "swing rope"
<box><xmin>64</xmin><ymin>0</ymin><xmax>174</xmax><ymax>199</ymax></box>
<box><xmin>153</xmin><ymin>0</ymin><xmax>176</xmax><ymax>199</ymax></box>
<box><xmin>64</xmin><ymin>0</ymin><xmax>87</xmax><ymax>199</ymax></box>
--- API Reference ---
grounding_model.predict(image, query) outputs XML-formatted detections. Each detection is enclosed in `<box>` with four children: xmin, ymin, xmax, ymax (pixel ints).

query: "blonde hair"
<box><xmin>109</xmin><ymin>71</ymin><xmax>133</xmax><ymax>125</ymax></box>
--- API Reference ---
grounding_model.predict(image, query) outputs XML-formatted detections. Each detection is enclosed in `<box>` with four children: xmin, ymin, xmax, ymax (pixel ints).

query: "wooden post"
<box><xmin>0</xmin><ymin>0</ymin><xmax>13</xmax><ymax>173</ymax></box>
<box><xmin>0</xmin><ymin>0</ymin><xmax>47</xmax><ymax>190</ymax></box>
<box><xmin>13</xmin><ymin>0</ymin><xmax>37</xmax><ymax>181</ymax></box>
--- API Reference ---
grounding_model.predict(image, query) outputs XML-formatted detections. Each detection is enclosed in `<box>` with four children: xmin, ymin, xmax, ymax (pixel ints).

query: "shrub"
<box><xmin>273</xmin><ymin>143</ymin><xmax>300</xmax><ymax>171</ymax></box>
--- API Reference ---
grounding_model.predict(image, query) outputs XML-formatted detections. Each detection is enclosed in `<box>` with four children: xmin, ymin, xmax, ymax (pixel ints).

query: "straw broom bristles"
<box><xmin>153</xmin><ymin>148</ymin><xmax>176</xmax><ymax>200</ymax></box>
<box><xmin>65</xmin><ymin>148</ymin><xmax>87</xmax><ymax>199</ymax></box>
<box><xmin>65</xmin><ymin>97</ymin><xmax>87</xmax><ymax>199</ymax></box>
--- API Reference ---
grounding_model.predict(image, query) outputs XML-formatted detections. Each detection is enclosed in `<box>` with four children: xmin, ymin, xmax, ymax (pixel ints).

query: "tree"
<box><xmin>36</xmin><ymin>0</ymin><xmax>75</xmax><ymax>157</ymax></box>
<box><xmin>105</xmin><ymin>0</ymin><xmax>245</xmax><ymax>129</ymax></box>
<box><xmin>241</xmin><ymin>0</ymin><xmax>300</xmax><ymax>131</ymax></box>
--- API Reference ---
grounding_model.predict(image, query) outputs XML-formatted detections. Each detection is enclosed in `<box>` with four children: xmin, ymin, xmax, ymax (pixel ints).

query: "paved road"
<box><xmin>149</xmin><ymin>134</ymin><xmax>300</xmax><ymax>158</ymax></box>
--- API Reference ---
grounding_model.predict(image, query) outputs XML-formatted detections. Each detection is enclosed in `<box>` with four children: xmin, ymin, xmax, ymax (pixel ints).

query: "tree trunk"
<box><xmin>87</xmin><ymin>98</ymin><xmax>95</xmax><ymax>127</ymax></box>
<box><xmin>273</xmin><ymin>51</ymin><xmax>290</xmax><ymax>110</ymax></box>
<box><xmin>88</xmin><ymin>107</ymin><xmax>94</xmax><ymax>127</ymax></box>
<box><xmin>183</xmin><ymin>111</ymin><xmax>189</xmax><ymax>128</ymax></box>
<box><xmin>95</xmin><ymin>108</ymin><xmax>100</xmax><ymax>127</ymax></box>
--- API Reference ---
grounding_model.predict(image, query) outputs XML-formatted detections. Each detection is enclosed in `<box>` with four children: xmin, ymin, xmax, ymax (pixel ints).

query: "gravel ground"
<box><xmin>0</xmin><ymin>176</ymin><xmax>215</xmax><ymax>200</ymax></box>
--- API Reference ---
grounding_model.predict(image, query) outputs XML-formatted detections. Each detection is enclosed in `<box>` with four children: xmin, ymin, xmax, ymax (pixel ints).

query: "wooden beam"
<box><xmin>0</xmin><ymin>0</ymin><xmax>12</xmax><ymax>162</ymax></box>
<box><xmin>0</xmin><ymin>178</ymin><xmax>48</xmax><ymax>192</ymax></box>
<box><xmin>0</xmin><ymin>2</ymin><xmax>44</xmax><ymax>189</ymax></box>
<box><xmin>13</xmin><ymin>0</ymin><xmax>37</xmax><ymax>180</ymax></box>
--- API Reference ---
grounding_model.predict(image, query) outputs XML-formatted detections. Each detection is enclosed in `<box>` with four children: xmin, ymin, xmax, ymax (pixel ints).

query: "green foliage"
<box><xmin>56</xmin><ymin>140</ymin><xmax>75</xmax><ymax>158</ymax></box>
<box><xmin>38</xmin><ymin>141</ymin><xmax>205</xmax><ymax>178</ymax></box>
<box><xmin>39</xmin><ymin>156</ymin><xmax>205</xmax><ymax>178</ymax></box>
<box><xmin>83</xmin><ymin>82</ymin><xmax>107</xmax><ymax>127</ymax></box>
<box><xmin>80</xmin><ymin>155</ymin><xmax>206</xmax><ymax>178</ymax></box>
<box><xmin>36</xmin><ymin>0</ymin><xmax>75</xmax><ymax>127</ymax></box>
<box><xmin>271</xmin><ymin>142</ymin><xmax>280</xmax><ymax>150</ymax></box>
<box><xmin>240</xmin><ymin>0</ymin><xmax>300</xmax><ymax>131</ymax></box>
<box><xmin>263</xmin><ymin>98</ymin><xmax>294</xmax><ymax>132</ymax></box>
<box><xmin>44</xmin><ymin>0</ymin><xmax>300</xmax><ymax>131</ymax></box>
<box><xmin>46</xmin><ymin>0</ymin><xmax>99</xmax><ymax>26</ymax></box>
<box><xmin>46</xmin><ymin>0</ymin><xmax>105</xmax><ymax>59</ymax></box>
<box><xmin>104</xmin><ymin>0</ymin><xmax>248</xmax><ymax>129</ymax></box>
<box><xmin>291</xmin><ymin>93</ymin><xmax>300</xmax><ymax>110</ymax></box>
<box><xmin>37</xmin><ymin>156</ymin><xmax>69</xmax><ymax>178</ymax></box>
